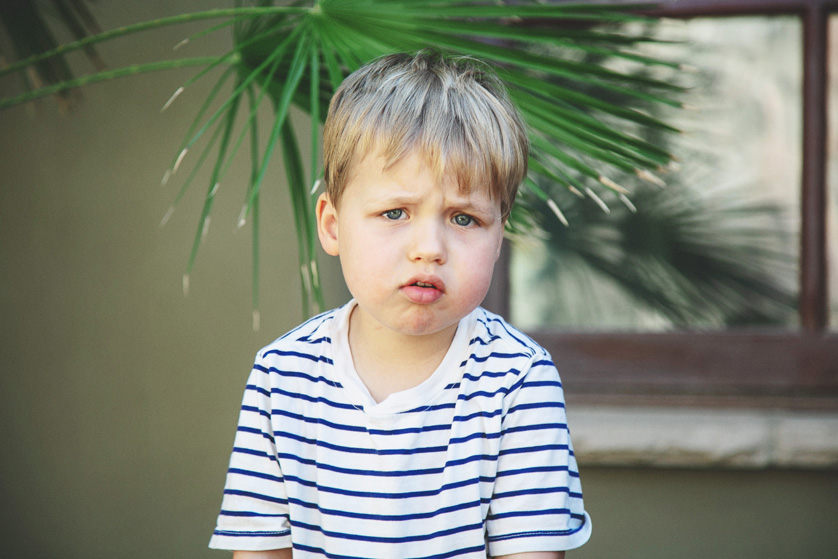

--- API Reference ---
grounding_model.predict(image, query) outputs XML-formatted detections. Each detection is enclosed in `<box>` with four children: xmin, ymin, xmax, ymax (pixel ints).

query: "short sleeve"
<box><xmin>486</xmin><ymin>354</ymin><xmax>592</xmax><ymax>556</ymax></box>
<box><xmin>209</xmin><ymin>355</ymin><xmax>293</xmax><ymax>551</ymax></box>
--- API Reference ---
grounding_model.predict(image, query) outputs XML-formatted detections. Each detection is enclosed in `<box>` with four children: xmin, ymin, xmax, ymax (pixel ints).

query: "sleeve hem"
<box><xmin>208</xmin><ymin>530</ymin><xmax>292</xmax><ymax>551</ymax></box>
<box><xmin>487</xmin><ymin>511</ymin><xmax>592</xmax><ymax>556</ymax></box>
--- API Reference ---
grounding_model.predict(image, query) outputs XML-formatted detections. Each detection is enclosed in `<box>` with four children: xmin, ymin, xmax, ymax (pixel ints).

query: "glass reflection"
<box><xmin>511</xmin><ymin>16</ymin><xmax>801</xmax><ymax>331</ymax></box>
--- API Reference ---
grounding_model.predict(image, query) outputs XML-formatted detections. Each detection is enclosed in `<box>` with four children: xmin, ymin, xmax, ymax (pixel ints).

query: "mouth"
<box><xmin>401</xmin><ymin>276</ymin><xmax>446</xmax><ymax>304</ymax></box>
<box><xmin>407</xmin><ymin>276</ymin><xmax>445</xmax><ymax>292</ymax></box>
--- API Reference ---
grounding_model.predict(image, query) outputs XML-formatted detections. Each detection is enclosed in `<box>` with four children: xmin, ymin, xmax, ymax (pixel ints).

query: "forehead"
<box><xmin>346</xmin><ymin>146</ymin><xmax>499</xmax><ymax>207</ymax></box>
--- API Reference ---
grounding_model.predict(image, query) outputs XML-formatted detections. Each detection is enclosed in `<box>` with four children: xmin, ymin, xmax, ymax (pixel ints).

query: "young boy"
<box><xmin>209</xmin><ymin>51</ymin><xmax>591</xmax><ymax>558</ymax></box>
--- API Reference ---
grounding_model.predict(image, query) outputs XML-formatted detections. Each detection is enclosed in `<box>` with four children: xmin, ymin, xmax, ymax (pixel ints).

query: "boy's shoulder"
<box><xmin>469</xmin><ymin>306</ymin><xmax>549</xmax><ymax>362</ymax></box>
<box><xmin>256</xmin><ymin>305</ymin><xmax>343</xmax><ymax>361</ymax></box>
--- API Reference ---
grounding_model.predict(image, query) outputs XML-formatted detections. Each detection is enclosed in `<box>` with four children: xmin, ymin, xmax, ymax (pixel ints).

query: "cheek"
<box><xmin>338</xmin><ymin>240</ymin><xmax>391</xmax><ymax>295</ymax></box>
<box><xmin>456</xmin><ymin>239</ymin><xmax>501</xmax><ymax>296</ymax></box>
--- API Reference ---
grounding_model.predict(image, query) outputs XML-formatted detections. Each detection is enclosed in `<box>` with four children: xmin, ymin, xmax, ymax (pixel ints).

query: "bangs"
<box><xmin>324</xmin><ymin>51</ymin><xmax>528</xmax><ymax>219</ymax></box>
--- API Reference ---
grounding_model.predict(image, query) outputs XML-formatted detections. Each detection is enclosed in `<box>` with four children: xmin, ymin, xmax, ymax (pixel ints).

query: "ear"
<box><xmin>316</xmin><ymin>192</ymin><xmax>340</xmax><ymax>256</ymax></box>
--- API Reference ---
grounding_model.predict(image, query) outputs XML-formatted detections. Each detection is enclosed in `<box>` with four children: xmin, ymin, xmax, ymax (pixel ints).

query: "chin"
<box><xmin>393</xmin><ymin>309</ymin><xmax>455</xmax><ymax>337</ymax></box>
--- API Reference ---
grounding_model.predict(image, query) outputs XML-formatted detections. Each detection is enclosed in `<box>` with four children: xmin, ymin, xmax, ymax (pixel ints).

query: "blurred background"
<box><xmin>1</xmin><ymin>1</ymin><xmax>837</xmax><ymax>558</ymax></box>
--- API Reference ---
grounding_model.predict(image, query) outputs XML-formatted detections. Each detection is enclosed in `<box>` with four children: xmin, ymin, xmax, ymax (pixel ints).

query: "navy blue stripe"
<box><xmin>488</xmin><ymin>526</ymin><xmax>582</xmax><ymax>542</ymax></box>
<box><xmin>498</xmin><ymin>443</ymin><xmax>572</xmax><ymax>457</ymax></box>
<box><xmin>458</xmin><ymin>385</ymin><xmax>515</xmax><ymax>401</ymax></box>
<box><xmin>273</xmin><ymin>427</ymin><xmax>499</xmax><ymax>456</ymax></box>
<box><xmin>270</xmin><ymin>408</ymin><xmax>367</xmax><ymax>433</ymax></box>
<box><xmin>276</xmin><ymin>308</ymin><xmax>334</xmax><ymax>342</ymax></box>
<box><xmin>521</xmin><ymin>379</ymin><xmax>563</xmax><ymax>389</ymax></box>
<box><xmin>461</xmin><ymin>369</ymin><xmax>518</xmax><ymax>381</ymax></box>
<box><xmin>276</xmin><ymin>451</ymin><xmax>499</xmax><ymax>479</ymax></box>
<box><xmin>453</xmin><ymin>408</ymin><xmax>502</xmax><ymax>422</ymax></box>
<box><xmin>282</xmin><ymin>472</ymin><xmax>494</xmax><ymax>500</ymax></box>
<box><xmin>508</xmin><ymin>401</ymin><xmax>565</xmax><ymax>413</ymax></box>
<box><xmin>246</xmin><ymin>383</ymin><xmax>271</xmax><ymax>398</ymax></box>
<box><xmin>449</xmin><ymin>430</ymin><xmax>500</xmax><ymax>445</ymax></box>
<box><xmin>227</xmin><ymin>467</ymin><xmax>283</xmax><ymax>484</ymax></box>
<box><xmin>287</xmin><ymin>495</ymin><xmax>484</xmax><ymax>522</ymax></box>
<box><xmin>214</xmin><ymin>528</ymin><xmax>289</xmax><ymax>538</ymax></box>
<box><xmin>495</xmin><ymin>464</ymin><xmax>571</xmax><ymax>479</ymax></box>
<box><xmin>274</xmin><ymin>430</ymin><xmax>449</xmax><ymax>456</ymax></box>
<box><xmin>484</xmin><ymin>315</ymin><xmax>538</xmax><ymax>354</ymax></box>
<box><xmin>237</xmin><ymin>425</ymin><xmax>266</xmax><ymax>436</ymax></box>
<box><xmin>299</xmin><ymin>335</ymin><xmax>331</xmax><ymax>345</ymax></box>
<box><xmin>488</xmin><ymin>507</ymin><xmax>571</xmax><ymax>522</ymax></box>
<box><xmin>223</xmin><ymin>488</ymin><xmax>288</xmax><ymax>505</ymax></box>
<box><xmin>368</xmin><ymin>422</ymin><xmax>451</xmax><ymax>436</ymax></box>
<box><xmin>477</xmin><ymin>315</ymin><xmax>530</xmax><ymax>351</ymax></box>
<box><xmin>497</xmin><ymin>466</ymin><xmax>579</xmax><ymax>478</ymax></box>
<box><xmin>262</xmin><ymin>348</ymin><xmax>333</xmax><ymax>364</ymax></box>
<box><xmin>468</xmin><ymin>333</ymin><xmax>501</xmax><ymax>346</ymax></box>
<box><xmin>236</xmin><ymin>424</ymin><xmax>275</xmax><ymax>444</ymax></box>
<box><xmin>459</xmin><ymin>351</ymin><xmax>531</xmax><ymax>367</ymax></box>
<box><xmin>271</xmin><ymin>410</ymin><xmax>457</xmax><ymax>437</ymax></box>
<box><xmin>501</xmin><ymin>422</ymin><xmax>568</xmax><ymax>436</ymax></box>
<box><xmin>253</xmin><ymin>363</ymin><xmax>342</xmax><ymax>387</ymax></box>
<box><xmin>290</xmin><ymin>517</ymin><xmax>484</xmax><ymax>544</ymax></box>
<box><xmin>404</xmin><ymin>400</ymin><xmax>456</xmax><ymax>414</ymax></box>
<box><xmin>233</xmin><ymin>446</ymin><xmax>303</xmax><ymax>467</ymax></box>
<box><xmin>270</xmin><ymin>386</ymin><xmax>357</xmax><ymax>411</ymax></box>
<box><xmin>241</xmin><ymin>404</ymin><xmax>271</xmax><ymax>420</ymax></box>
<box><xmin>492</xmin><ymin>485</ymin><xmax>572</xmax><ymax>501</ymax></box>
<box><xmin>292</xmin><ymin>542</ymin><xmax>486</xmax><ymax>559</ymax></box>
<box><xmin>219</xmin><ymin>510</ymin><xmax>286</xmax><ymax>518</ymax></box>
<box><xmin>232</xmin><ymin>446</ymin><xmax>276</xmax><ymax>461</ymax></box>
<box><xmin>272</xmin><ymin>410</ymin><xmax>495</xmax><ymax>437</ymax></box>
<box><xmin>532</xmin><ymin>358</ymin><xmax>556</xmax><ymax>368</ymax></box>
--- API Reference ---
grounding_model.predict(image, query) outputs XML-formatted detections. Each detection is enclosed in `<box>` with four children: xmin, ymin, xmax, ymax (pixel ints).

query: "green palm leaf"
<box><xmin>0</xmin><ymin>0</ymin><xmax>682</xmax><ymax>324</ymax></box>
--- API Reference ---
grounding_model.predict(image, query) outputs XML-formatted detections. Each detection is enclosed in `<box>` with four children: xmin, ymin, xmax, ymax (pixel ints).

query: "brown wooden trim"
<box><xmin>530</xmin><ymin>331</ymin><xmax>838</xmax><ymax>396</ymax></box>
<box><xmin>800</xmin><ymin>4</ymin><xmax>830</xmax><ymax>331</ymax></box>
<box><xmin>641</xmin><ymin>0</ymin><xmax>838</xmax><ymax>18</ymax></box>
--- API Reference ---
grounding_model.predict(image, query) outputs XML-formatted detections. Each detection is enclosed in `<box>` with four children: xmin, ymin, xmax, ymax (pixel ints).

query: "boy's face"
<box><xmin>317</xmin><ymin>149</ymin><xmax>504</xmax><ymax>341</ymax></box>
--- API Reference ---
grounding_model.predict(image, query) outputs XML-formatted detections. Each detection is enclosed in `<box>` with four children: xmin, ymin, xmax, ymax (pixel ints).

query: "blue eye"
<box><xmin>453</xmin><ymin>214</ymin><xmax>474</xmax><ymax>226</ymax></box>
<box><xmin>384</xmin><ymin>209</ymin><xmax>404</xmax><ymax>220</ymax></box>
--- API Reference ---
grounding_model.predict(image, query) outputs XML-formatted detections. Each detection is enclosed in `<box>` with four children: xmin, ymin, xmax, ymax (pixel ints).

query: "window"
<box><xmin>486</xmin><ymin>0</ymin><xmax>838</xmax><ymax>408</ymax></box>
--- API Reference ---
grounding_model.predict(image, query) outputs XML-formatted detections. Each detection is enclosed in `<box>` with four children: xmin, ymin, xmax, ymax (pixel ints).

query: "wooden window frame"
<box><xmin>485</xmin><ymin>0</ymin><xmax>838</xmax><ymax>409</ymax></box>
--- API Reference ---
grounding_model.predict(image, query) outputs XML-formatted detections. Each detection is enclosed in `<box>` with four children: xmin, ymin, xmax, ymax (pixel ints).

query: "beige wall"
<box><xmin>1</xmin><ymin>2</ymin><xmax>836</xmax><ymax>558</ymax></box>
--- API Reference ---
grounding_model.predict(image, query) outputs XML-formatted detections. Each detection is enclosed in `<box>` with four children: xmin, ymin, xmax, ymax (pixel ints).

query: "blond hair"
<box><xmin>323</xmin><ymin>51</ymin><xmax>528</xmax><ymax>220</ymax></box>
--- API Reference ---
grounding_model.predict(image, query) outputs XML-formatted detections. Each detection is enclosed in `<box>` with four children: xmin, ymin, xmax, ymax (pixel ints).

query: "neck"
<box><xmin>348</xmin><ymin>306</ymin><xmax>458</xmax><ymax>403</ymax></box>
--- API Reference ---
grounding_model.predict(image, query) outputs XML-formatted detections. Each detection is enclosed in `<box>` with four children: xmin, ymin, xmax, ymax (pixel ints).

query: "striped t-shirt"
<box><xmin>210</xmin><ymin>301</ymin><xmax>591</xmax><ymax>557</ymax></box>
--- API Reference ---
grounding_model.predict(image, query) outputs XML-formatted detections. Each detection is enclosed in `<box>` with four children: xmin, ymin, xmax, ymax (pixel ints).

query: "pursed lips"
<box><xmin>405</xmin><ymin>275</ymin><xmax>445</xmax><ymax>292</ymax></box>
<box><xmin>400</xmin><ymin>275</ymin><xmax>446</xmax><ymax>304</ymax></box>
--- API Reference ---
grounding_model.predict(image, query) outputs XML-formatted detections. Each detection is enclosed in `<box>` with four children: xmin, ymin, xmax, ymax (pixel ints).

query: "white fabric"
<box><xmin>210</xmin><ymin>301</ymin><xmax>591</xmax><ymax>557</ymax></box>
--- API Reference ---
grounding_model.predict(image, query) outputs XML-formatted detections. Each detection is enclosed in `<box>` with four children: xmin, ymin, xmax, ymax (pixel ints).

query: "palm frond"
<box><xmin>1</xmin><ymin>0</ymin><xmax>683</xmax><ymax>322</ymax></box>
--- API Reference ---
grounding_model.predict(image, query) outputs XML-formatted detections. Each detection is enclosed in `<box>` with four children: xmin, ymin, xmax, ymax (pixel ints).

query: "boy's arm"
<box><xmin>494</xmin><ymin>553</ymin><xmax>565</xmax><ymax>559</ymax></box>
<box><xmin>232</xmin><ymin>549</ymin><xmax>292</xmax><ymax>559</ymax></box>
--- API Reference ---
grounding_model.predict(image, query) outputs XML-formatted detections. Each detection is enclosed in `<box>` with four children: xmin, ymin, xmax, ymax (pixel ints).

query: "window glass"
<box><xmin>511</xmin><ymin>16</ymin><xmax>802</xmax><ymax>331</ymax></box>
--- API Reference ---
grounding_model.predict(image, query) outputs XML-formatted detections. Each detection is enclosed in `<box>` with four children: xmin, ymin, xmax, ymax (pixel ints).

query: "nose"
<box><xmin>407</xmin><ymin>217</ymin><xmax>446</xmax><ymax>264</ymax></box>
